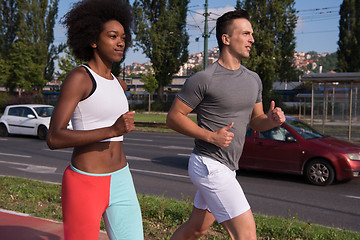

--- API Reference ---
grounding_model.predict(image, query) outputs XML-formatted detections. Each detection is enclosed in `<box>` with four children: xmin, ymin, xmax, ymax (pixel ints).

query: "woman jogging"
<box><xmin>46</xmin><ymin>0</ymin><xmax>143</xmax><ymax>239</ymax></box>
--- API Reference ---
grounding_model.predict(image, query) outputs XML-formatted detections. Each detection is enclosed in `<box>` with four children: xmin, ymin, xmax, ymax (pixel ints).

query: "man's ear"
<box><xmin>222</xmin><ymin>34</ymin><xmax>230</xmax><ymax>46</ymax></box>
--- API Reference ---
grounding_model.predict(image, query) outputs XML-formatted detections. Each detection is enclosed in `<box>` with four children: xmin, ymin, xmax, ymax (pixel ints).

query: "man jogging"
<box><xmin>166</xmin><ymin>9</ymin><xmax>285</xmax><ymax>240</ymax></box>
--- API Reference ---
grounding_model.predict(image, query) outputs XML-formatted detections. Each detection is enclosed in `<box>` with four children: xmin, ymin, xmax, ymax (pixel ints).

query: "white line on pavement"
<box><xmin>177</xmin><ymin>153</ymin><xmax>191</xmax><ymax>157</ymax></box>
<box><xmin>43</xmin><ymin>149</ymin><xmax>73</xmax><ymax>153</ymax></box>
<box><xmin>0</xmin><ymin>152</ymin><xmax>32</xmax><ymax>158</ymax></box>
<box><xmin>130</xmin><ymin>168</ymin><xmax>189</xmax><ymax>179</ymax></box>
<box><xmin>127</xmin><ymin>156</ymin><xmax>152</xmax><ymax>161</ymax></box>
<box><xmin>0</xmin><ymin>160</ymin><xmax>58</xmax><ymax>174</ymax></box>
<box><xmin>0</xmin><ymin>160</ymin><xmax>48</xmax><ymax>168</ymax></box>
<box><xmin>161</xmin><ymin>146</ymin><xmax>193</xmax><ymax>150</ymax></box>
<box><xmin>345</xmin><ymin>195</ymin><xmax>360</xmax><ymax>200</ymax></box>
<box><xmin>125</xmin><ymin>138</ymin><xmax>153</xmax><ymax>142</ymax></box>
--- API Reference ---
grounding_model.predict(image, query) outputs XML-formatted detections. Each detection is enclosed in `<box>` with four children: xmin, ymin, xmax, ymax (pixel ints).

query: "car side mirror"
<box><xmin>27</xmin><ymin>114</ymin><xmax>36</xmax><ymax>119</ymax></box>
<box><xmin>286</xmin><ymin>136</ymin><xmax>296</xmax><ymax>143</ymax></box>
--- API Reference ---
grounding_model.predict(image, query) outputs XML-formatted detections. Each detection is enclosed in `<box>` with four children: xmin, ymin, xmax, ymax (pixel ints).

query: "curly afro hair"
<box><xmin>62</xmin><ymin>0</ymin><xmax>133</xmax><ymax>62</ymax></box>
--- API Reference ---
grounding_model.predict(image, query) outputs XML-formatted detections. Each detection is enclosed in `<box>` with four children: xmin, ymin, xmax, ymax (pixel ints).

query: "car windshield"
<box><xmin>286</xmin><ymin>119</ymin><xmax>324</xmax><ymax>140</ymax></box>
<box><xmin>34</xmin><ymin>106</ymin><xmax>54</xmax><ymax>117</ymax></box>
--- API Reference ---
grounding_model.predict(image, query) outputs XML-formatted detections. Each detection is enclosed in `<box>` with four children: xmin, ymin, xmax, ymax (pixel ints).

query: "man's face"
<box><xmin>224</xmin><ymin>18</ymin><xmax>254</xmax><ymax>59</ymax></box>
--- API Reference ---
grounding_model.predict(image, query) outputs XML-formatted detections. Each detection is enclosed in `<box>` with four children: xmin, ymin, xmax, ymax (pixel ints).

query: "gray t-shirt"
<box><xmin>177</xmin><ymin>61</ymin><xmax>262</xmax><ymax>170</ymax></box>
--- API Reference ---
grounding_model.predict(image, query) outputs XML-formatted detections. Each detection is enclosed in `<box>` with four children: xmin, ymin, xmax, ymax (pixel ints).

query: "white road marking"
<box><xmin>43</xmin><ymin>149</ymin><xmax>72</xmax><ymax>153</ymax></box>
<box><xmin>0</xmin><ymin>152</ymin><xmax>32</xmax><ymax>158</ymax></box>
<box><xmin>12</xmin><ymin>165</ymin><xmax>57</xmax><ymax>174</ymax></box>
<box><xmin>161</xmin><ymin>146</ymin><xmax>193</xmax><ymax>150</ymax></box>
<box><xmin>126</xmin><ymin>138</ymin><xmax>153</xmax><ymax>142</ymax></box>
<box><xmin>130</xmin><ymin>168</ymin><xmax>189</xmax><ymax>179</ymax></box>
<box><xmin>127</xmin><ymin>156</ymin><xmax>152</xmax><ymax>161</ymax></box>
<box><xmin>0</xmin><ymin>160</ymin><xmax>58</xmax><ymax>174</ymax></box>
<box><xmin>345</xmin><ymin>195</ymin><xmax>360</xmax><ymax>200</ymax></box>
<box><xmin>177</xmin><ymin>153</ymin><xmax>191</xmax><ymax>157</ymax></box>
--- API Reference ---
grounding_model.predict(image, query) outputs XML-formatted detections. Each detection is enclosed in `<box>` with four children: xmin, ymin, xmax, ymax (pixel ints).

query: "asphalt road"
<box><xmin>0</xmin><ymin>132</ymin><xmax>359</xmax><ymax>232</ymax></box>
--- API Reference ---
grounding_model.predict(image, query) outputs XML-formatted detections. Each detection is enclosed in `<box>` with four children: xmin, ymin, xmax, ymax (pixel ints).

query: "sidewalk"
<box><xmin>0</xmin><ymin>209</ymin><xmax>109</xmax><ymax>240</ymax></box>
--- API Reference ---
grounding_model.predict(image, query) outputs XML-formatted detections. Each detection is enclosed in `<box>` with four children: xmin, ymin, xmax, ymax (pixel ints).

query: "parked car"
<box><xmin>239</xmin><ymin>116</ymin><xmax>360</xmax><ymax>186</ymax></box>
<box><xmin>0</xmin><ymin>104</ymin><xmax>71</xmax><ymax>140</ymax></box>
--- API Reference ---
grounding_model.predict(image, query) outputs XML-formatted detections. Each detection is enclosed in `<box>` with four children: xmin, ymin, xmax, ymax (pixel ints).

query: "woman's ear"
<box><xmin>90</xmin><ymin>42</ymin><xmax>97</xmax><ymax>48</ymax></box>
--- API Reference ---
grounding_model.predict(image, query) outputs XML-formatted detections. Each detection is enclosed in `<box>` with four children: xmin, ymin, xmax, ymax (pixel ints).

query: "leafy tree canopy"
<box><xmin>337</xmin><ymin>0</ymin><xmax>360</xmax><ymax>72</ymax></box>
<box><xmin>0</xmin><ymin>0</ymin><xmax>61</xmax><ymax>94</ymax></box>
<box><xmin>133</xmin><ymin>0</ymin><xmax>189</xmax><ymax>102</ymax></box>
<box><xmin>236</xmin><ymin>0</ymin><xmax>297</xmax><ymax>109</ymax></box>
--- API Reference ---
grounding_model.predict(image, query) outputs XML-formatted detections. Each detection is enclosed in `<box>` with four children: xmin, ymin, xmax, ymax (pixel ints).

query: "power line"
<box><xmin>296</xmin><ymin>6</ymin><xmax>339</xmax><ymax>13</ymax></box>
<box><xmin>296</xmin><ymin>30</ymin><xmax>338</xmax><ymax>35</ymax></box>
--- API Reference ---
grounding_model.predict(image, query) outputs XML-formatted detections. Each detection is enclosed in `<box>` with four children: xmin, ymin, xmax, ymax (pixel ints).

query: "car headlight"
<box><xmin>345</xmin><ymin>153</ymin><xmax>360</xmax><ymax>161</ymax></box>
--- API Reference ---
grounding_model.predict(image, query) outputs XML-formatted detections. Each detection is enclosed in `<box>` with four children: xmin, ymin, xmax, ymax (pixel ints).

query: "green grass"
<box><xmin>134</xmin><ymin>112</ymin><xmax>197</xmax><ymax>123</ymax></box>
<box><xmin>134</xmin><ymin>112</ymin><xmax>169</xmax><ymax>123</ymax></box>
<box><xmin>133</xmin><ymin>112</ymin><xmax>197</xmax><ymax>133</ymax></box>
<box><xmin>1</xmin><ymin>176</ymin><xmax>359</xmax><ymax>240</ymax></box>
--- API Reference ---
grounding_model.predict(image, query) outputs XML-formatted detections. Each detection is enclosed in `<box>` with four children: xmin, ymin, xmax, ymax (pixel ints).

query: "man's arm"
<box><xmin>249</xmin><ymin>101</ymin><xmax>285</xmax><ymax>132</ymax></box>
<box><xmin>166</xmin><ymin>98</ymin><xmax>234</xmax><ymax>147</ymax></box>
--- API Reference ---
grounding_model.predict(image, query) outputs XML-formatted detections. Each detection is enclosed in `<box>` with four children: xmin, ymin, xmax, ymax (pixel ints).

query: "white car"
<box><xmin>0</xmin><ymin>104</ymin><xmax>71</xmax><ymax>140</ymax></box>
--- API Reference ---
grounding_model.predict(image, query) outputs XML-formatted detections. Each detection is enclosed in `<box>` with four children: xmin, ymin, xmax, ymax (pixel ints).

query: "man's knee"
<box><xmin>171</xmin><ymin>220</ymin><xmax>210</xmax><ymax>240</ymax></box>
<box><xmin>221</xmin><ymin>210</ymin><xmax>257</xmax><ymax>240</ymax></box>
<box><xmin>185</xmin><ymin>220</ymin><xmax>210</xmax><ymax>238</ymax></box>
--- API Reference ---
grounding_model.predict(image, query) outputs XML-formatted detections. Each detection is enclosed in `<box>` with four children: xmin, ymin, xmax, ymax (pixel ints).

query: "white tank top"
<box><xmin>71</xmin><ymin>65</ymin><xmax>129</xmax><ymax>142</ymax></box>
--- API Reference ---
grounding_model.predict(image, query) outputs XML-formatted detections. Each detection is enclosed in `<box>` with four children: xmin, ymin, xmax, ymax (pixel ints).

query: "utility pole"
<box><xmin>203</xmin><ymin>0</ymin><xmax>209</xmax><ymax>69</ymax></box>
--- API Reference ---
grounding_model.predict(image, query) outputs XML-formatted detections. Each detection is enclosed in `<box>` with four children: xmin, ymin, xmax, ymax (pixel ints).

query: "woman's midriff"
<box><xmin>70</xmin><ymin>141</ymin><xmax>127</xmax><ymax>174</ymax></box>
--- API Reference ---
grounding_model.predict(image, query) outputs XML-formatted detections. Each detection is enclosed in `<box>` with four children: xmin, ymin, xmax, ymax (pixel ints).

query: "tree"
<box><xmin>5</xmin><ymin>39</ymin><xmax>44</xmax><ymax>93</ymax></box>
<box><xmin>140</xmin><ymin>71</ymin><xmax>158</xmax><ymax>112</ymax></box>
<box><xmin>309</xmin><ymin>52</ymin><xmax>338</xmax><ymax>73</ymax></box>
<box><xmin>191</xmin><ymin>65</ymin><xmax>203</xmax><ymax>75</ymax></box>
<box><xmin>337</xmin><ymin>0</ymin><xmax>360</xmax><ymax>72</ymax></box>
<box><xmin>18</xmin><ymin>0</ymin><xmax>61</xmax><ymax>83</ymax></box>
<box><xmin>56</xmin><ymin>47</ymin><xmax>83</xmax><ymax>83</ymax></box>
<box><xmin>0</xmin><ymin>0</ymin><xmax>19</xmax><ymax>57</ymax></box>
<box><xmin>133</xmin><ymin>0</ymin><xmax>189</xmax><ymax>102</ymax></box>
<box><xmin>236</xmin><ymin>0</ymin><xmax>297</xmax><ymax>108</ymax></box>
<box><xmin>0</xmin><ymin>0</ymin><xmax>61</xmax><ymax>94</ymax></box>
<box><xmin>319</xmin><ymin>52</ymin><xmax>338</xmax><ymax>73</ymax></box>
<box><xmin>56</xmin><ymin>47</ymin><xmax>124</xmax><ymax>83</ymax></box>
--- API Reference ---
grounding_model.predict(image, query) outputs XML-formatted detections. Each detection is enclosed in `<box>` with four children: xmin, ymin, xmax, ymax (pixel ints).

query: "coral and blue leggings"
<box><xmin>61</xmin><ymin>164</ymin><xmax>143</xmax><ymax>240</ymax></box>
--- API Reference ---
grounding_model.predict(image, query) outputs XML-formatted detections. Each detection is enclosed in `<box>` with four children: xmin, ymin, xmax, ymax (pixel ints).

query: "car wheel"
<box><xmin>0</xmin><ymin>123</ymin><xmax>9</xmax><ymax>137</ymax></box>
<box><xmin>37</xmin><ymin>125</ymin><xmax>48</xmax><ymax>140</ymax></box>
<box><xmin>304</xmin><ymin>159</ymin><xmax>335</xmax><ymax>186</ymax></box>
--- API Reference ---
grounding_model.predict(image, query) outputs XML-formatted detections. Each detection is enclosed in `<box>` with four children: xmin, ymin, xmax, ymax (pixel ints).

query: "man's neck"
<box><xmin>218</xmin><ymin>52</ymin><xmax>242</xmax><ymax>70</ymax></box>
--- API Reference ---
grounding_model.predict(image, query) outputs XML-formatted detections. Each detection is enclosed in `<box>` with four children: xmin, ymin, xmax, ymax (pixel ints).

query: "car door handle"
<box><xmin>256</xmin><ymin>142</ymin><xmax>263</xmax><ymax>146</ymax></box>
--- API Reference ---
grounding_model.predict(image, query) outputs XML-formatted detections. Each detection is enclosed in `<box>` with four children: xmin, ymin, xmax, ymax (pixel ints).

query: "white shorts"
<box><xmin>188</xmin><ymin>153</ymin><xmax>250</xmax><ymax>223</ymax></box>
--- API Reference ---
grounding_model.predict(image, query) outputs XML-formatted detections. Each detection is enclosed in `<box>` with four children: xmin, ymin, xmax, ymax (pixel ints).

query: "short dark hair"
<box><xmin>216</xmin><ymin>9</ymin><xmax>250</xmax><ymax>51</ymax></box>
<box><xmin>62</xmin><ymin>0</ymin><xmax>133</xmax><ymax>61</ymax></box>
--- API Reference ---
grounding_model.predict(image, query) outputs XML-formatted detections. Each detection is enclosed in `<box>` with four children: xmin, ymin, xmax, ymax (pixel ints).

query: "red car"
<box><xmin>239</xmin><ymin>116</ymin><xmax>360</xmax><ymax>186</ymax></box>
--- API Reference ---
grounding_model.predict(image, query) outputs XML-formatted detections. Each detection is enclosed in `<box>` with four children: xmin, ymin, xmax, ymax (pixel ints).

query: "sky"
<box><xmin>54</xmin><ymin>0</ymin><xmax>343</xmax><ymax>66</ymax></box>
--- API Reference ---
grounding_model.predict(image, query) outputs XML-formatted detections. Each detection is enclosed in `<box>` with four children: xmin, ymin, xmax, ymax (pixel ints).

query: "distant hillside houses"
<box><xmin>293</xmin><ymin>51</ymin><xmax>331</xmax><ymax>74</ymax></box>
<box><xmin>125</xmin><ymin>47</ymin><xmax>220</xmax><ymax>77</ymax></box>
<box><xmin>1</xmin><ymin>49</ymin><xmax>332</xmax><ymax>99</ymax></box>
<box><xmin>124</xmin><ymin>49</ymin><xmax>332</xmax><ymax>77</ymax></box>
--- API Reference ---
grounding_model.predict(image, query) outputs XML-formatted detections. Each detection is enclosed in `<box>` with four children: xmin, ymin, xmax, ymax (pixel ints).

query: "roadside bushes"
<box><xmin>0</xmin><ymin>92</ymin><xmax>10</xmax><ymax>113</ymax></box>
<box><xmin>0</xmin><ymin>92</ymin><xmax>45</xmax><ymax>114</ymax></box>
